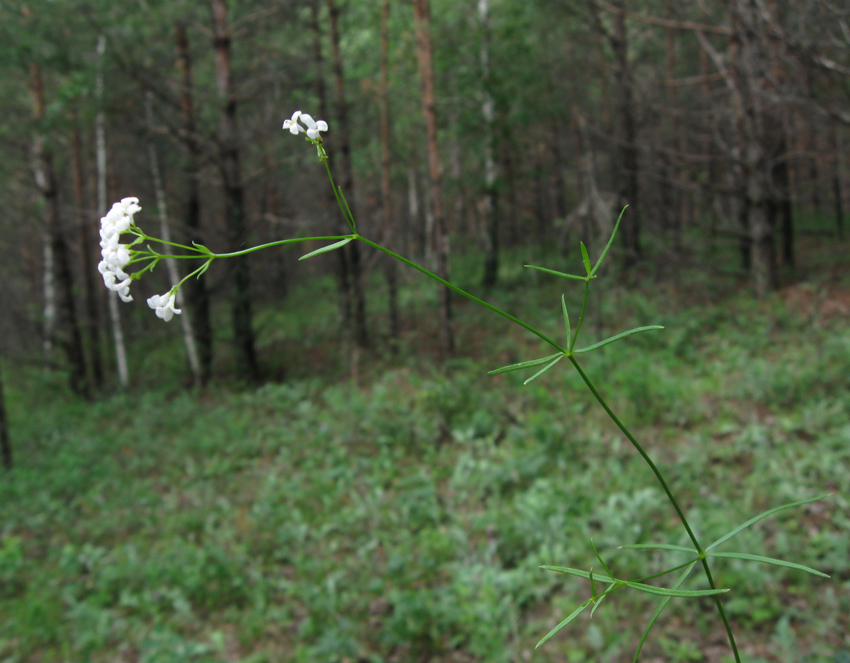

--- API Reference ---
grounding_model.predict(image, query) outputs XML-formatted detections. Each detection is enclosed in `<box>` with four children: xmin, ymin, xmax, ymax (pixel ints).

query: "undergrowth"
<box><xmin>1</xmin><ymin>260</ymin><xmax>848</xmax><ymax>663</ymax></box>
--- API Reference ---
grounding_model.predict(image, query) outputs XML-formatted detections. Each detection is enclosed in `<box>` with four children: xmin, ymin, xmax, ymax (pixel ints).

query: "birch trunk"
<box><xmin>413</xmin><ymin>0</ymin><xmax>454</xmax><ymax>357</ymax></box>
<box><xmin>41</xmin><ymin>230</ymin><xmax>55</xmax><ymax>358</ymax></box>
<box><xmin>145</xmin><ymin>93</ymin><xmax>202</xmax><ymax>387</ymax></box>
<box><xmin>211</xmin><ymin>0</ymin><xmax>259</xmax><ymax>383</ymax></box>
<box><xmin>31</xmin><ymin>63</ymin><xmax>89</xmax><ymax>397</ymax></box>
<box><xmin>96</xmin><ymin>36</ymin><xmax>129</xmax><ymax>388</ymax></box>
<box><xmin>175</xmin><ymin>22</ymin><xmax>213</xmax><ymax>383</ymax></box>
<box><xmin>479</xmin><ymin>0</ymin><xmax>499</xmax><ymax>289</ymax></box>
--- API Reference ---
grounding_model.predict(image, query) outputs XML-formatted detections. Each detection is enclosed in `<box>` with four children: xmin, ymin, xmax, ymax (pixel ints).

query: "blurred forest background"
<box><xmin>0</xmin><ymin>0</ymin><xmax>848</xmax><ymax>387</ymax></box>
<box><xmin>0</xmin><ymin>1</ymin><xmax>849</xmax><ymax>662</ymax></box>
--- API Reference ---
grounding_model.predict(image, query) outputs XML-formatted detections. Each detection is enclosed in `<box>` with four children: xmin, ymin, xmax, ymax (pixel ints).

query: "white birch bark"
<box><xmin>31</xmin><ymin>137</ymin><xmax>55</xmax><ymax>358</ymax></box>
<box><xmin>96</xmin><ymin>36</ymin><xmax>129</xmax><ymax>387</ymax></box>
<box><xmin>42</xmin><ymin>233</ymin><xmax>55</xmax><ymax>358</ymax></box>
<box><xmin>145</xmin><ymin>92</ymin><xmax>202</xmax><ymax>387</ymax></box>
<box><xmin>479</xmin><ymin>0</ymin><xmax>499</xmax><ymax>287</ymax></box>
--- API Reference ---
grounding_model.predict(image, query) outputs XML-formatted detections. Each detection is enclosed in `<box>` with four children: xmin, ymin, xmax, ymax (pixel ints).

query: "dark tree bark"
<box><xmin>728</xmin><ymin>0</ymin><xmax>778</xmax><ymax>296</ymax></box>
<box><xmin>609</xmin><ymin>1</ymin><xmax>641</xmax><ymax>267</ymax></box>
<box><xmin>71</xmin><ymin>121</ymin><xmax>104</xmax><ymax>391</ymax></box>
<box><xmin>31</xmin><ymin>63</ymin><xmax>89</xmax><ymax>398</ymax></box>
<box><xmin>0</xmin><ymin>368</ymin><xmax>10</xmax><ymax>471</ymax></box>
<box><xmin>380</xmin><ymin>0</ymin><xmax>400</xmax><ymax>340</ymax></box>
<box><xmin>327</xmin><ymin>0</ymin><xmax>368</xmax><ymax>348</ymax></box>
<box><xmin>413</xmin><ymin>0</ymin><xmax>454</xmax><ymax>357</ymax></box>
<box><xmin>772</xmin><ymin>138</ymin><xmax>794</xmax><ymax>267</ymax></box>
<box><xmin>175</xmin><ymin>22</ymin><xmax>213</xmax><ymax>384</ymax></box>
<box><xmin>211</xmin><ymin>0</ymin><xmax>259</xmax><ymax>383</ymax></box>
<box><xmin>831</xmin><ymin>119</ymin><xmax>844</xmax><ymax>238</ymax></box>
<box><xmin>310</xmin><ymin>0</ymin><xmax>354</xmax><ymax>336</ymax></box>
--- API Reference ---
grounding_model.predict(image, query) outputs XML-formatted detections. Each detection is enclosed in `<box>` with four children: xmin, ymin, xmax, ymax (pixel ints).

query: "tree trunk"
<box><xmin>831</xmin><ymin>119</ymin><xmax>844</xmax><ymax>238</ymax></box>
<box><xmin>71</xmin><ymin>122</ymin><xmax>104</xmax><ymax>390</ymax></box>
<box><xmin>42</xmin><ymin>231</ymin><xmax>55</xmax><ymax>359</ymax></box>
<box><xmin>380</xmin><ymin>0</ymin><xmax>400</xmax><ymax>340</ymax></box>
<box><xmin>479</xmin><ymin>0</ymin><xmax>499</xmax><ymax>289</ymax></box>
<box><xmin>96</xmin><ymin>36</ymin><xmax>129</xmax><ymax>388</ymax></box>
<box><xmin>30</xmin><ymin>62</ymin><xmax>89</xmax><ymax>398</ymax></box>
<box><xmin>610</xmin><ymin>1</ymin><xmax>641</xmax><ymax>267</ymax></box>
<box><xmin>773</xmin><ymin>139</ymin><xmax>794</xmax><ymax>268</ymax></box>
<box><xmin>175</xmin><ymin>22</ymin><xmax>213</xmax><ymax>384</ymax></box>
<box><xmin>413</xmin><ymin>0</ymin><xmax>454</xmax><ymax>357</ymax></box>
<box><xmin>311</xmin><ymin>0</ymin><xmax>354</xmax><ymax>335</ymax></box>
<box><xmin>327</xmin><ymin>0</ymin><xmax>369</xmax><ymax>348</ymax></box>
<box><xmin>729</xmin><ymin>0</ymin><xmax>778</xmax><ymax>297</ymax></box>
<box><xmin>0</xmin><ymin>368</ymin><xmax>11</xmax><ymax>471</ymax></box>
<box><xmin>145</xmin><ymin>93</ymin><xmax>203</xmax><ymax>387</ymax></box>
<box><xmin>211</xmin><ymin>0</ymin><xmax>259</xmax><ymax>383</ymax></box>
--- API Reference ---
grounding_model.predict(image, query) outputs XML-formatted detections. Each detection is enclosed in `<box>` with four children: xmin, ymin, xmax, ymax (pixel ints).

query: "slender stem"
<box><xmin>567</xmin><ymin>355</ymin><xmax>740</xmax><ymax>662</ymax></box>
<box><xmin>173</xmin><ymin>259</ymin><xmax>212</xmax><ymax>290</ymax></box>
<box><xmin>214</xmin><ymin>235</ymin><xmax>352</xmax><ymax>258</ymax></box>
<box><xmin>570</xmin><ymin>279</ymin><xmax>591</xmax><ymax>351</ymax></box>
<box><xmin>134</xmin><ymin>234</ymin><xmax>198</xmax><ymax>252</ymax></box>
<box><xmin>324</xmin><ymin>159</ymin><xmax>356</xmax><ymax>233</ymax></box>
<box><xmin>356</xmin><ymin>236</ymin><xmax>565</xmax><ymax>353</ymax></box>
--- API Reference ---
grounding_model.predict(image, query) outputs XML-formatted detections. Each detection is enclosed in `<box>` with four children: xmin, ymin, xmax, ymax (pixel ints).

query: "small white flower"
<box><xmin>283</xmin><ymin>110</ymin><xmax>303</xmax><ymax>134</ymax></box>
<box><xmin>300</xmin><ymin>113</ymin><xmax>328</xmax><ymax>139</ymax></box>
<box><xmin>147</xmin><ymin>291</ymin><xmax>182</xmax><ymax>322</ymax></box>
<box><xmin>282</xmin><ymin>110</ymin><xmax>328</xmax><ymax>139</ymax></box>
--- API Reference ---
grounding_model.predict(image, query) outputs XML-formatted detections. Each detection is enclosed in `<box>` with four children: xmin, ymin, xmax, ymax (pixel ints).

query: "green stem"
<box><xmin>570</xmin><ymin>279</ymin><xmax>591</xmax><ymax>351</ymax></box>
<box><xmin>356</xmin><ymin>236</ymin><xmax>565</xmax><ymax>353</ymax></box>
<box><xmin>214</xmin><ymin>235</ymin><xmax>352</xmax><ymax>258</ymax></box>
<box><xmin>567</xmin><ymin>355</ymin><xmax>740</xmax><ymax>662</ymax></box>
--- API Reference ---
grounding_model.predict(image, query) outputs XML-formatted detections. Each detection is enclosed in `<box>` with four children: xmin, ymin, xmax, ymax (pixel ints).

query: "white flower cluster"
<box><xmin>98</xmin><ymin>197</ymin><xmax>141</xmax><ymax>302</ymax></box>
<box><xmin>147</xmin><ymin>292</ymin><xmax>181</xmax><ymax>322</ymax></box>
<box><xmin>283</xmin><ymin>111</ymin><xmax>328</xmax><ymax>139</ymax></box>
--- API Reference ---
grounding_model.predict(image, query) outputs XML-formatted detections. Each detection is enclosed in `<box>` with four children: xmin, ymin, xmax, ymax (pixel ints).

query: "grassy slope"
<box><xmin>1</xmin><ymin>239</ymin><xmax>849</xmax><ymax>663</ymax></box>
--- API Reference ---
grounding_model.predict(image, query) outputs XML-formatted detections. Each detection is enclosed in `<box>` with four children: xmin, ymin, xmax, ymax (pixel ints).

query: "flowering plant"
<box><xmin>96</xmin><ymin>113</ymin><xmax>829</xmax><ymax>662</ymax></box>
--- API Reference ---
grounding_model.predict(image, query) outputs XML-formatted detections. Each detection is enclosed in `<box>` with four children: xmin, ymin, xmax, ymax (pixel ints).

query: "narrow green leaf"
<box><xmin>573</xmin><ymin>326</ymin><xmax>665</xmax><ymax>354</ymax></box>
<box><xmin>589</xmin><ymin>590</ymin><xmax>609</xmax><ymax>618</ymax></box>
<box><xmin>632</xmin><ymin>562</ymin><xmax>696</xmax><ymax>663</ymax></box>
<box><xmin>625</xmin><ymin>581</ymin><xmax>729</xmax><ymax>598</ymax></box>
<box><xmin>706</xmin><ymin>494</ymin><xmax>831</xmax><ymax>551</ymax></box>
<box><xmin>580</xmin><ymin>242</ymin><xmax>591</xmax><ymax>274</ymax></box>
<box><xmin>192</xmin><ymin>241</ymin><xmax>213</xmax><ymax>255</ymax></box>
<box><xmin>707</xmin><ymin>552</ymin><xmax>830</xmax><ymax>578</ymax></box>
<box><xmin>488</xmin><ymin>352</ymin><xmax>562</xmax><ymax>375</ymax></box>
<box><xmin>524</xmin><ymin>265</ymin><xmax>587</xmax><ymax>281</ymax></box>
<box><xmin>591</xmin><ymin>205</ymin><xmax>627</xmax><ymax>276</ymax></box>
<box><xmin>535</xmin><ymin>603</ymin><xmax>589</xmax><ymax>649</ymax></box>
<box><xmin>523</xmin><ymin>355</ymin><xmax>564</xmax><ymax>385</ymax></box>
<box><xmin>540</xmin><ymin>566</ymin><xmax>615</xmax><ymax>584</ymax></box>
<box><xmin>619</xmin><ymin>543</ymin><xmax>698</xmax><ymax>553</ymax></box>
<box><xmin>589</xmin><ymin>567</ymin><xmax>597</xmax><ymax>598</ymax></box>
<box><xmin>561</xmin><ymin>295</ymin><xmax>572</xmax><ymax>347</ymax></box>
<box><xmin>298</xmin><ymin>237</ymin><xmax>354</xmax><ymax>261</ymax></box>
<box><xmin>591</xmin><ymin>539</ymin><xmax>614</xmax><ymax>580</ymax></box>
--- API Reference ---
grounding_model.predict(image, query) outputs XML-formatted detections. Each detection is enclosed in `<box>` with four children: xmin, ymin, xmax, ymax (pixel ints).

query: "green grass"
<box><xmin>1</xmin><ymin>244</ymin><xmax>849</xmax><ymax>663</ymax></box>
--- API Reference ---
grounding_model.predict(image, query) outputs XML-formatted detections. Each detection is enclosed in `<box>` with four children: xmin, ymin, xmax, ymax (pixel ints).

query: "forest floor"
<box><xmin>1</xmin><ymin>234</ymin><xmax>849</xmax><ymax>663</ymax></box>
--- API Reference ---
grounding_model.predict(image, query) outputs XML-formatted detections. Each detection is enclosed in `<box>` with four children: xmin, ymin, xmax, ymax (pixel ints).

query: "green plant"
<box><xmin>98</xmin><ymin>111</ymin><xmax>830</xmax><ymax>662</ymax></box>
